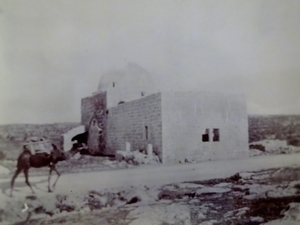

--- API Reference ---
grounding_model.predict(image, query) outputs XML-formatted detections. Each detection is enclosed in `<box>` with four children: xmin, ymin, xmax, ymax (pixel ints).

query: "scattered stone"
<box><xmin>115</xmin><ymin>151</ymin><xmax>134</xmax><ymax>162</ymax></box>
<box><xmin>196</xmin><ymin>187</ymin><xmax>231</xmax><ymax>195</ymax></box>
<box><xmin>214</xmin><ymin>182</ymin><xmax>232</xmax><ymax>188</ymax></box>
<box><xmin>189</xmin><ymin>198</ymin><xmax>200</xmax><ymax>204</ymax></box>
<box><xmin>115</xmin><ymin>150</ymin><xmax>160</xmax><ymax>165</ymax></box>
<box><xmin>199</xmin><ymin>220</ymin><xmax>218</xmax><ymax>225</ymax></box>
<box><xmin>225</xmin><ymin>207</ymin><xmax>249</xmax><ymax>219</ymax></box>
<box><xmin>72</xmin><ymin>152</ymin><xmax>81</xmax><ymax>160</ymax></box>
<box><xmin>250</xmin><ymin>149</ymin><xmax>265</xmax><ymax>157</ymax></box>
<box><xmin>236</xmin><ymin>207</ymin><xmax>249</xmax><ymax>217</ymax></box>
<box><xmin>250</xmin><ymin>216</ymin><xmax>264</xmax><ymax>223</ymax></box>
<box><xmin>177</xmin><ymin>182</ymin><xmax>206</xmax><ymax>189</ymax></box>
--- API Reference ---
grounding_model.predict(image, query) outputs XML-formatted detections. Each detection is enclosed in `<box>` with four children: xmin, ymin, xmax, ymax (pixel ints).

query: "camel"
<box><xmin>10</xmin><ymin>143</ymin><xmax>81</xmax><ymax>197</ymax></box>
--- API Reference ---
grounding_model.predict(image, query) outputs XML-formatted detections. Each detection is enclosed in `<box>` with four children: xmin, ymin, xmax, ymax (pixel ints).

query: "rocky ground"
<box><xmin>1</xmin><ymin>166</ymin><xmax>300</xmax><ymax>225</ymax></box>
<box><xmin>249</xmin><ymin>139</ymin><xmax>300</xmax><ymax>157</ymax></box>
<box><xmin>1</xmin><ymin>139</ymin><xmax>300</xmax><ymax>225</ymax></box>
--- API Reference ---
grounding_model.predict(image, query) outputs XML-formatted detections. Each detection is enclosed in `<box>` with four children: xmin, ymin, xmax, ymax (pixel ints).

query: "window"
<box><xmin>145</xmin><ymin>126</ymin><xmax>148</xmax><ymax>140</ymax></box>
<box><xmin>202</xmin><ymin>129</ymin><xmax>209</xmax><ymax>142</ymax></box>
<box><xmin>141</xmin><ymin>91</ymin><xmax>145</xmax><ymax>96</ymax></box>
<box><xmin>112</xmin><ymin>82</ymin><xmax>115</xmax><ymax>87</ymax></box>
<box><xmin>213</xmin><ymin>129</ymin><xmax>220</xmax><ymax>142</ymax></box>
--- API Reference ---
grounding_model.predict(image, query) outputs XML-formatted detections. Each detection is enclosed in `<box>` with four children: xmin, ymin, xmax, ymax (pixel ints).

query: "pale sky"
<box><xmin>0</xmin><ymin>0</ymin><xmax>300</xmax><ymax>124</ymax></box>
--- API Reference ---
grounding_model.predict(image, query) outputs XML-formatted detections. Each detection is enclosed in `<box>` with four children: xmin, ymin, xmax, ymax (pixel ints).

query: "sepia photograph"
<box><xmin>0</xmin><ymin>0</ymin><xmax>300</xmax><ymax>224</ymax></box>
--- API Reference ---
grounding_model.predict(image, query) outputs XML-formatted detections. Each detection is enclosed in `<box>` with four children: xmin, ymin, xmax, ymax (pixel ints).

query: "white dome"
<box><xmin>97</xmin><ymin>63</ymin><xmax>155</xmax><ymax>107</ymax></box>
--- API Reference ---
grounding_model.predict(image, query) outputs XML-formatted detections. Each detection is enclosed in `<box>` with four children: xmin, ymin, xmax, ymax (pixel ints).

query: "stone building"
<box><xmin>80</xmin><ymin>63</ymin><xmax>249</xmax><ymax>163</ymax></box>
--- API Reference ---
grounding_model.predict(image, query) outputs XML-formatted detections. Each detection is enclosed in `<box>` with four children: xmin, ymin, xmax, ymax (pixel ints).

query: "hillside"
<box><xmin>0</xmin><ymin>115</ymin><xmax>300</xmax><ymax>160</ymax></box>
<box><xmin>248</xmin><ymin>115</ymin><xmax>300</xmax><ymax>144</ymax></box>
<box><xmin>0</xmin><ymin>122</ymin><xmax>80</xmax><ymax>159</ymax></box>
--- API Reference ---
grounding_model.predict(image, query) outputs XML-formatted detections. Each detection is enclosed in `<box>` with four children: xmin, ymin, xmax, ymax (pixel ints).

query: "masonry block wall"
<box><xmin>106</xmin><ymin>93</ymin><xmax>163</xmax><ymax>160</ymax></box>
<box><xmin>161</xmin><ymin>92</ymin><xmax>249</xmax><ymax>163</ymax></box>
<box><xmin>81</xmin><ymin>92</ymin><xmax>107</xmax><ymax>130</ymax></box>
<box><xmin>81</xmin><ymin>92</ymin><xmax>107</xmax><ymax>155</ymax></box>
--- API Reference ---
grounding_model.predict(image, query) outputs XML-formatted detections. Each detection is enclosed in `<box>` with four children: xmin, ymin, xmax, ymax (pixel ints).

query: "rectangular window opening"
<box><xmin>213</xmin><ymin>128</ymin><xmax>220</xmax><ymax>142</ymax></box>
<box><xmin>112</xmin><ymin>82</ymin><xmax>115</xmax><ymax>87</ymax></box>
<box><xmin>202</xmin><ymin>128</ymin><xmax>209</xmax><ymax>142</ymax></box>
<box><xmin>145</xmin><ymin>126</ymin><xmax>148</xmax><ymax>140</ymax></box>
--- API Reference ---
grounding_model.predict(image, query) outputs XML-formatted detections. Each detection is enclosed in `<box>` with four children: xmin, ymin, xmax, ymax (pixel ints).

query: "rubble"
<box><xmin>115</xmin><ymin>150</ymin><xmax>160</xmax><ymax>165</ymax></box>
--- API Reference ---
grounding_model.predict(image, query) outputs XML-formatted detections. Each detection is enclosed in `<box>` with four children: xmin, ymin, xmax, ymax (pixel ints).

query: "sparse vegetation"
<box><xmin>249</xmin><ymin>144</ymin><xmax>266</xmax><ymax>152</ymax></box>
<box><xmin>248</xmin><ymin>115</ymin><xmax>300</xmax><ymax>143</ymax></box>
<box><xmin>287</xmin><ymin>136</ymin><xmax>300</xmax><ymax>147</ymax></box>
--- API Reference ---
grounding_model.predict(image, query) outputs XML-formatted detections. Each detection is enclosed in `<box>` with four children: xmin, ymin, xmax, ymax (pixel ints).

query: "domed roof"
<box><xmin>96</xmin><ymin>63</ymin><xmax>156</xmax><ymax>107</ymax></box>
<box><xmin>97</xmin><ymin>63</ymin><xmax>154</xmax><ymax>92</ymax></box>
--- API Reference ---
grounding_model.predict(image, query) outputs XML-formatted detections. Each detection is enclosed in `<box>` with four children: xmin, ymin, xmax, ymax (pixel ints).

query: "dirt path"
<box><xmin>1</xmin><ymin>153</ymin><xmax>300</xmax><ymax>199</ymax></box>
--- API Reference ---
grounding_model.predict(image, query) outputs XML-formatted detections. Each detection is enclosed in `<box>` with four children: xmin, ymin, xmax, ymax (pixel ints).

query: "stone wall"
<box><xmin>81</xmin><ymin>92</ymin><xmax>107</xmax><ymax>130</ymax></box>
<box><xmin>161</xmin><ymin>91</ymin><xmax>249</xmax><ymax>163</ymax></box>
<box><xmin>106</xmin><ymin>93</ymin><xmax>163</xmax><ymax>160</ymax></box>
<box><xmin>81</xmin><ymin>92</ymin><xmax>107</xmax><ymax>155</ymax></box>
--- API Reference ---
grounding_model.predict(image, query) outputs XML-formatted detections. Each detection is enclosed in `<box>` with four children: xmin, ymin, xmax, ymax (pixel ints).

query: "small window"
<box><xmin>213</xmin><ymin>129</ymin><xmax>220</xmax><ymax>142</ymax></box>
<box><xmin>141</xmin><ymin>91</ymin><xmax>145</xmax><ymax>96</ymax></box>
<box><xmin>112</xmin><ymin>82</ymin><xmax>115</xmax><ymax>87</ymax></box>
<box><xmin>202</xmin><ymin>129</ymin><xmax>209</xmax><ymax>142</ymax></box>
<box><xmin>145</xmin><ymin>126</ymin><xmax>148</xmax><ymax>140</ymax></box>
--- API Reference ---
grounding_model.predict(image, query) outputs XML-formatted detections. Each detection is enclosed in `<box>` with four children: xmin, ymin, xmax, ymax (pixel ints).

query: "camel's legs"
<box><xmin>48</xmin><ymin>166</ymin><xmax>54</xmax><ymax>192</ymax></box>
<box><xmin>10</xmin><ymin>168</ymin><xmax>22</xmax><ymax>197</ymax></box>
<box><xmin>52</xmin><ymin>166</ymin><xmax>61</xmax><ymax>189</ymax></box>
<box><xmin>24</xmin><ymin>169</ymin><xmax>35</xmax><ymax>194</ymax></box>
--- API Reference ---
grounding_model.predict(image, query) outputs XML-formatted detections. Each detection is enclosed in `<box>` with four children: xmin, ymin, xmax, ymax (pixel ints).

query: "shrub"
<box><xmin>287</xmin><ymin>137</ymin><xmax>300</xmax><ymax>147</ymax></box>
<box><xmin>249</xmin><ymin>144</ymin><xmax>266</xmax><ymax>152</ymax></box>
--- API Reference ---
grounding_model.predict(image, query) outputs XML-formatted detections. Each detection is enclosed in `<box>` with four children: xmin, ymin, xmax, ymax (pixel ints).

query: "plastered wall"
<box><xmin>161</xmin><ymin>92</ymin><xmax>249</xmax><ymax>163</ymax></box>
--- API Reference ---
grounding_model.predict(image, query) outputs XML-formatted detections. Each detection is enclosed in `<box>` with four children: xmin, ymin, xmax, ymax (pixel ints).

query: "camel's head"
<box><xmin>51</xmin><ymin>144</ymin><xmax>68</xmax><ymax>161</ymax></box>
<box><xmin>62</xmin><ymin>143</ymin><xmax>85</xmax><ymax>160</ymax></box>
